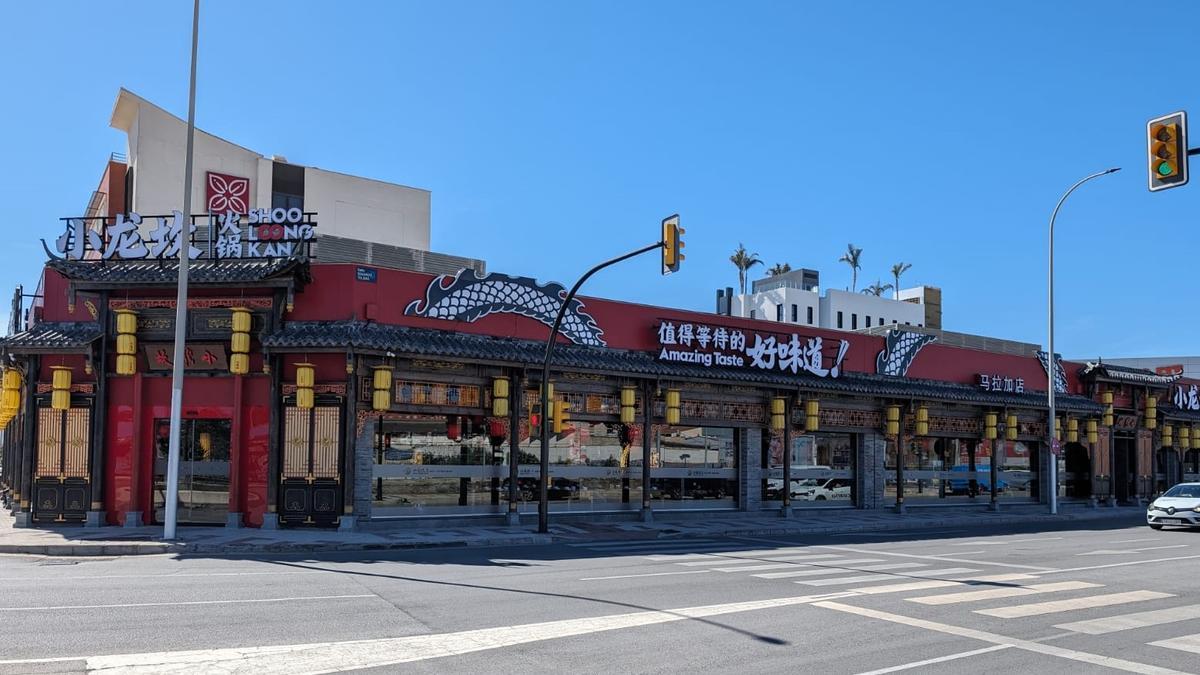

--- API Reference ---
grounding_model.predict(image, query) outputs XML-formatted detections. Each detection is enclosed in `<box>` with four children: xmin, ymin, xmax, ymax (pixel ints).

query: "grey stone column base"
<box><xmin>85</xmin><ymin>510</ymin><xmax>104</xmax><ymax>528</ymax></box>
<box><xmin>504</xmin><ymin>511</ymin><xmax>521</xmax><ymax>526</ymax></box>
<box><xmin>988</xmin><ymin>501</ymin><xmax>1000</xmax><ymax>512</ymax></box>
<box><xmin>338</xmin><ymin>515</ymin><xmax>356</xmax><ymax>532</ymax></box>
<box><xmin>123</xmin><ymin>511</ymin><xmax>143</xmax><ymax>528</ymax></box>
<box><xmin>640</xmin><ymin>507</ymin><xmax>654</xmax><ymax>523</ymax></box>
<box><xmin>225</xmin><ymin>513</ymin><xmax>243</xmax><ymax>529</ymax></box>
<box><xmin>893</xmin><ymin>502</ymin><xmax>907</xmax><ymax>514</ymax></box>
<box><xmin>779</xmin><ymin>505</ymin><xmax>794</xmax><ymax>518</ymax></box>
<box><xmin>13</xmin><ymin>511</ymin><xmax>33</xmax><ymax>527</ymax></box>
<box><xmin>260</xmin><ymin>513</ymin><xmax>279</xmax><ymax>530</ymax></box>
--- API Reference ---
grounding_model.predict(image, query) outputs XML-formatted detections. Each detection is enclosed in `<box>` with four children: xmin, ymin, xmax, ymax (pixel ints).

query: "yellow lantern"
<box><xmin>984</xmin><ymin>412</ymin><xmax>997</xmax><ymax>441</ymax></box>
<box><xmin>114</xmin><ymin>309</ymin><xmax>138</xmax><ymax>375</ymax></box>
<box><xmin>1054</xmin><ymin>417</ymin><xmax>1062</xmax><ymax>441</ymax></box>
<box><xmin>295</xmin><ymin>363</ymin><xmax>315</xmax><ymax>409</ymax></box>
<box><xmin>1145</xmin><ymin>395</ymin><xmax>1157</xmax><ymax>430</ymax></box>
<box><xmin>1006</xmin><ymin>413</ymin><xmax>1018</xmax><ymax>441</ymax></box>
<box><xmin>619</xmin><ymin>385</ymin><xmax>636</xmax><ymax>425</ymax></box>
<box><xmin>1086</xmin><ymin>419</ymin><xmax>1098</xmax><ymax>444</ymax></box>
<box><xmin>50</xmin><ymin>366</ymin><xmax>71</xmax><ymax>410</ymax></box>
<box><xmin>373</xmin><ymin>366</ymin><xmax>393</xmax><ymax>412</ymax></box>
<box><xmin>1180</xmin><ymin>425</ymin><xmax>1191</xmax><ymax>447</ymax></box>
<box><xmin>1066</xmin><ymin>418</ymin><xmax>1079</xmax><ymax>443</ymax></box>
<box><xmin>885</xmin><ymin>405</ymin><xmax>900</xmax><ymax>437</ymax></box>
<box><xmin>1192</xmin><ymin>428</ymin><xmax>1200</xmax><ymax>451</ymax></box>
<box><xmin>805</xmin><ymin>399</ymin><xmax>819</xmax><ymax>432</ymax></box>
<box><xmin>915</xmin><ymin>405</ymin><xmax>929</xmax><ymax>437</ymax></box>
<box><xmin>229</xmin><ymin>308</ymin><xmax>251</xmax><ymax>375</ymax></box>
<box><xmin>1162</xmin><ymin>423</ymin><xmax>1174</xmax><ymax>447</ymax></box>
<box><xmin>665</xmin><ymin>388</ymin><xmax>681</xmax><ymax>426</ymax></box>
<box><xmin>770</xmin><ymin>396</ymin><xmax>787</xmax><ymax>432</ymax></box>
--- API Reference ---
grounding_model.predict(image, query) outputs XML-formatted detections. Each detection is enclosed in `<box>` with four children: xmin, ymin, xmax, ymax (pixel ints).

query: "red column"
<box><xmin>128</xmin><ymin>371</ymin><xmax>143</xmax><ymax>526</ymax></box>
<box><xmin>228</xmin><ymin>374</ymin><xmax>244</xmax><ymax>524</ymax></box>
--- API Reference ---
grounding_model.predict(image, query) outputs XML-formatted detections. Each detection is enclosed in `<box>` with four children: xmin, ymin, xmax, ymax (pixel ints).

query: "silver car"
<box><xmin>1146</xmin><ymin>482</ymin><xmax>1200</xmax><ymax>529</ymax></box>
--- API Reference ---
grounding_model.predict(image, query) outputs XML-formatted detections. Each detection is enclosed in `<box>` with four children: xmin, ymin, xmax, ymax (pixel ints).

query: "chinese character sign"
<box><xmin>656</xmin><ymin>321</ymin><xmax>850</xmax><ymax>378</ymax></box>
<box><xmin>978</xmin><ymin>373</ymin><xmax>1024</xmax><ymax>394</ymax></box>
<box><xmin>44</xmin><ymin>208</ymin><xmax>317</xmax><ymax>261</ymax></box>
<box><xmin>1174</xmin><ymin>384</ymin><xmax>1200</xmax><ymax>411</ymax></box>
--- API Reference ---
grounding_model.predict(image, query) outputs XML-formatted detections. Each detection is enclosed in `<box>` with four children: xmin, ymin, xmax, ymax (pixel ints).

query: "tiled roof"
<box><xmin>1078</xmin><ymin>362</ymin><xmax>1181</xmax><ymax>386</ymax></box>
<box><xmin>46</xmin><ymin>258</ymin><xmax>306</xmax><ymax>285</ymax></box>
<box><xmin>0</xmin><ymin>322</ymin><xmax>102</xmax><ymax>352</ymax></box>
<box><xmin>264</xmin><ymin>321</ymin><xmax>1103</xmax><ymax>413</ymax></box>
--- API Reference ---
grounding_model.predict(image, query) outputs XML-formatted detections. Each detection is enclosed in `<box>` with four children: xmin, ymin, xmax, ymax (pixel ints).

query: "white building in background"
<box><xmin>715</xmin><ymin>268</ymin><xmax>939</xmax><ymax>333</ymax></box>
<box><xmin>1090</xmin><ymin>357</ymin><xmax>1200</xmax><ymax>380</ymax></box>
<box><xmin>106</xmin><ymin>88</ymin><xmax>480</xmax><ymax>273</ymax></box>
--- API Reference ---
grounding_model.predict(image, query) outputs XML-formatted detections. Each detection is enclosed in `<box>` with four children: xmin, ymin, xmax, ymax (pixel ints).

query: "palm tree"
<box><xmin>890</xmin><ymin>262</ymin><xmax>912</xmax><ymax>300</ymax></box>
<box><xmin>862</xmin><ymin>279</ymin><xmax>894</xmax><ymax>297</ymax></box>
<box><xmin>838</xmin><ymin>243</ymin><xmax>863</xmax><ymax>292</ymax></box>
<box><xmin>729</xmin><ymin>243</ymin><xmax>763</xmax><ymax>295</ymax></box>
<box><xmin>767</xmin><ymin>262</ymin><xmax>792</xmax><ymax>277</ymax></box>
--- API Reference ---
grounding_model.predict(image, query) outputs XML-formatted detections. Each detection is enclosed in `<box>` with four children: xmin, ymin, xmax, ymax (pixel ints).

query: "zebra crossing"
<box><xmin>570</xmin><ymin>537</ymin><xmax>1200</xmax><ymax>662</ymax></box>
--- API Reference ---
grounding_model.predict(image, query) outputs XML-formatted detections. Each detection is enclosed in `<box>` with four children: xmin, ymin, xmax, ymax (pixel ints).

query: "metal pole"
<box><xmin>163</xmin><ymin>0</ymin><xmax>201</xmax><ymax>540</ymax></box>
<box><xmin>1047</xmin><ymin>167</ymin><xmax>1119</xmax><ymax>516</ymax></box>
<box><xmin>538</xmin><ymin>241</ymin><xmax>663</xmax><ymax>534</ymax></box>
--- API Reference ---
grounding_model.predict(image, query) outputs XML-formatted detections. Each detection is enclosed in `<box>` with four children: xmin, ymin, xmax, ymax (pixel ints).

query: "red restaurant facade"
<box><xmin>4</xmin><ymin>236</ymin><xmax>1200</xmax><ymax>529</ymax></box>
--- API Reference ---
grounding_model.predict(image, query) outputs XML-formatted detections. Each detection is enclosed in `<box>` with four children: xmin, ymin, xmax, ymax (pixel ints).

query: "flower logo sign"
<box><xmin>206</xmin><ymin>172</ymin><xmax>250</xmax><ymax>214</ymax></box>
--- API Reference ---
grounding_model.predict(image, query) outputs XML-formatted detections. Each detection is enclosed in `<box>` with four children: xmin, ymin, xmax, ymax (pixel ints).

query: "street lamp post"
<box><xmin>1047</xmin><ymin>167</ymin><xmax>1120</xmax><ymax>515</ymax></box>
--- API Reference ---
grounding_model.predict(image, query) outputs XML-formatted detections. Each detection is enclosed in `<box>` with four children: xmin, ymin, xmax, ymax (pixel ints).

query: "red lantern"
<box><xmin>446</xmin><ymin>416</ymin><xmax>461</xmax><ymax>441</ymax></box>
<box><xmin>488</xmin><ymin>418</ymin><xmax>506</xmax><ymax>439</ymax></box>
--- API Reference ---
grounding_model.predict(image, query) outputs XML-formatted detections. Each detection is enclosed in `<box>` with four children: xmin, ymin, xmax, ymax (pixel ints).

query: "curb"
<box><xmin>0</xmin><ymin>511</ymin><xmax>1142</xmax><ymax>557</ymax></box>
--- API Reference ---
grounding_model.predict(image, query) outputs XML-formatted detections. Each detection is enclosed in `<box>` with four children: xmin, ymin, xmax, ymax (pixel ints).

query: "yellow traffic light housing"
<box><xmin>661</xmin><ymin>214</ymin><xmax>683</xmax><ymax>275</ymax></box>
<box><xmin>1148</xmin><ymin>112</ymin><xmax>1188</xmax><ymax>192</ymax></box>
<box><xmin>552</xmin><ymin>401</ymin><xmax>571</xmax><ymax>435</ymax></box>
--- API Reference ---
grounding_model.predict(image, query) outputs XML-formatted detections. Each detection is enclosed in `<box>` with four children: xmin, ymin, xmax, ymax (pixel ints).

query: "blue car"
<box><xmin>946</xmin><ymin>465</ymin><xmax>1006</xmax><ymax>494</ymax></box>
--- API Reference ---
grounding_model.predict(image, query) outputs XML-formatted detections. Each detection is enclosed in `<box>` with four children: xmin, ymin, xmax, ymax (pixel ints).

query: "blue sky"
<box><xmin>2</xmin><ymin>1</ymin><xmax>1197</xmax><ymax>358</ymax></box>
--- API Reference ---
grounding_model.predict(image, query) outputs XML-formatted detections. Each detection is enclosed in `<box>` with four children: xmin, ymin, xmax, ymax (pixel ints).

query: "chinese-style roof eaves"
<box><xmin>46</xmin><ymin>258</ymin><xmax>306</xmax><ymax>287</ymax></box>
<box><xmin>1078</xmin><ymin>362</ymin><xmax>1181</xmax><ymax>387</ymax></box>
<box><xmin>263</xmin><ymin>321</ymin><xmax>1103</xmax><ymax>414</ymax></box>
<box><xmin>0</xmin><ymin>322</ymin><xmax>102</xmax><ymax>353</ymax></box>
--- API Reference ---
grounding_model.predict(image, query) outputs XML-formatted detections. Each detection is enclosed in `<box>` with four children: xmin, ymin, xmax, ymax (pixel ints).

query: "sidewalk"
<box><xmin>0</xmin><ymin>505</ymin><xmax>1146</xmax><ymax>557</ymax></box>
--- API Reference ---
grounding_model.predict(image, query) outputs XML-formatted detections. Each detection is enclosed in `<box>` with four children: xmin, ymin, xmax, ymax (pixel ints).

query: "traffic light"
<box><xmin>1148</xmin><ymin>111</ymin><xmax>1188</xmax><ymax>192</ymax></box>
<box><xmin>552</xmin><ymin>402</ymin><xmax>571</xmax><ymax>434</ymax></box>
<box><xmin>661</xmin><ymin>214</ymin><xmax>683</xmax><ymax>275</ymax></box>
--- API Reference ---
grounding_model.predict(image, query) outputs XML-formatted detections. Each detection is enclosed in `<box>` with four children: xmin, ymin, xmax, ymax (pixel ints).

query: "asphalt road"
<box><xmin>4</xmin><ymin>514</ymin><xmax>1200</xmax><ymax>674</ymax></box>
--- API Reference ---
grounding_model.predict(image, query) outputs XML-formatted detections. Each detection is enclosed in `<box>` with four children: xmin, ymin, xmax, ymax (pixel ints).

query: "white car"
<box><xmin>794</xmin><ymin>477</ymin><xmax>852</xmax><ymax>502</ymax></box>
<box><xmin>1146</xmin><ymin>482</ymin><xmax>1200</xmax><ymax>529</ymax></box>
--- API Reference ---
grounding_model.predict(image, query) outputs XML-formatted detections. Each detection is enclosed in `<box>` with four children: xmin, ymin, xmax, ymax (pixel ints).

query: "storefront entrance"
<box><xmin>153</xmin><ymin>418</ymin><xmax>231</xmax><ymax>525</ymax></box>
<box><xmin>1114</xmin><ymin>435</ymin><xmax>1136</xmax><ymax>503</ymax></box>
<box><xmin>1156</xmin><ymin>448</ymin><xmax>1182</xmax><ymax>494</ymax></box>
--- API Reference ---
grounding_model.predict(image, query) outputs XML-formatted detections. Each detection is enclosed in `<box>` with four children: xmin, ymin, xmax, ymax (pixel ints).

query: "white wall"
<box><xmin>819</xmin><ymin>289</ymin><xmax>925</xmax><ymax>332</ymax></box>
<box><xmin>304</xmin><ymin>167</ymin><xmax>430</xmax><ymax>250</ymax></box>
<box><xmin>730</xmin><ymin>287</ymin><xmax>820</xmax><ymax>325</ymax></box>
<box><xmin>110</xmin><ymin>89</ymin><xmax>432</xmax><ymax>251</ymax></box>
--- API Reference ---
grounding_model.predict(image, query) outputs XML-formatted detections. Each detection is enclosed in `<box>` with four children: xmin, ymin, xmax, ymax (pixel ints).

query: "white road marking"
<box><xmin>908</xmin><ymin>581</ymin><xmax>1101</xmax><ymax>606</ymax></box>
<box><xmin>579</xmin><ymin>570</ymin><xmax>711</xmax><ymax>581</ymax></box>
<box><xmin>0</xmin><ymin>592</ymin><xmax>856</xmax><ymax>673</ymax></box>
<box><xmin>814</xmin><ymin>600</ymin><xmax>1189</xmax><ymax>675</ymax></box>
<box><xmin>846</xmin><ymin>580</ymin><xmax>964</xmax><ymax>595</ymax></box>
<box><xmin>975</xmin><ymin>591</ymin><xmax>1174</xmax><ymax>619</ymax></box>
<box><xmin>854</xmin><ymin>645</ymin><xmax>1012</xmax><ymax>674</ymax></box>
<box><xmin>1056</xmin><ymin>605</ymin><xmax>1200</xmax><ymax>635</ymax></box>
<box><xmin>1109</xmin><ymin>538</ymin><xmax>1160</xmax><ymax>544</ymax></box>
<box><xmin>754</xmin><ymin>563</ymin><xmax>926</xmax><ymax>579</ymax></box>
<box><xmin>712</xmin><ymin>557</ymin><xmax>883</xmax><ymax>573</ymax></box>
<box><xmin>811</xmin><ymin>544</ymin><xmax>1056</xmax><ymax>571</ymax></box>
<box><xmin>0</xmin><ymin>571</ymin><xmax>325</xmax><ymax>582</ymax></box>
<box><xmin>569</xmin><ymin>539</ymin><xmax>722</xmax><ymax>548</ymax></box>
<box><xmin>1038</xmin><ymin>554</ymin><xmax>1200</xmax><ymax>575</ymax></box>
<box><xmin>950</xmin><ymin>537</ymin><xmax>1063</xmax><ymax>546</ymax></box>
<box><xmin>1149</xmin><ymin>633</ymin><xmax>1200</xmax><ymax>655</ymax></box>
<box><xmin>676</xmin><ymin>554</ymin><xmax>844</xmax><ymax>567</ymax></box>
<box><xmin>1078</xmin><ymin>545</ymin><xmax>1189</xmax><ymax>556</ymax></box>
<box><xmin>0</xmin><ymin>594</ymin><xmax>376</xmax><ymax>612</ymax></box>
<box><xmin>797</xmin><ymin>568</ymin><xmax>978</xmax><ymax>586</ymax></box>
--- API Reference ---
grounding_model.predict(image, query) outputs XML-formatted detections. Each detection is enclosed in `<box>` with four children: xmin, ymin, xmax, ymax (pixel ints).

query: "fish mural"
<box><xmin>404</xmin><ymin>269</ymin><xmax>606</xmax><ymax>347</ymax></box>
